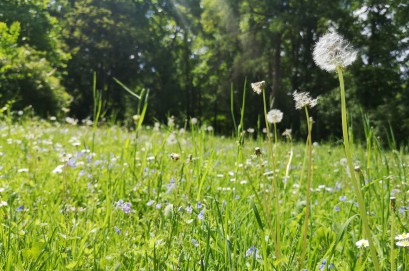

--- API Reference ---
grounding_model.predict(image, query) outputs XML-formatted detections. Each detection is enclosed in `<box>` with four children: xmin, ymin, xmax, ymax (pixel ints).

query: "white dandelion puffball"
<box><xmin>266</xmin><ymin>109</ymin><xmax>283</xmax><ymax>124</ymax></box>
<box><xmin>251</xmin><ymin>81</ymin><xmax>265</xmax><ymax>94</ymax></box>
<box><xmin>293</xmin><ymin>91</ymin><xmax>318</xmax><ymax>109</ymax></box>
<box><xmin>313</xmin><ymin>31</ymin><xmax>357</xmax><ymax>72</ymax></box>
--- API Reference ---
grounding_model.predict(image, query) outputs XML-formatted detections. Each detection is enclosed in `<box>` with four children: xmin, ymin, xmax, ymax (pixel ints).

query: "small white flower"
<box><xmin>313</xmin><ymin>31</ymin><xmax>357</xmax><ymax>72</ymax></box>
<box><xmin>266</xmin><ymin>109</ymin><xmax>283</xmax><ymax>124</ymax></box>
<box><xmin>251</xmin><ymin>81</ymin><xmax>265</xmax><ymax>94</ymax></box>
<box><xmin>293</xmin><ymin>91</ymin><xmax>318</xmax><ymax>109</ymax></box>
<box><xmin>395</xmin><ymin>233</ymin><xmax>409</xmax><ymax>240</ymax></box>
<box><xmin>355</xmin><ymin>239</ymin><xmax>369</xmax><ymax>248</ymax></box>
<box><xmin>396</xmin><ymin>240</ymin><xmax>409</xmax><ymax>247</ymax></box>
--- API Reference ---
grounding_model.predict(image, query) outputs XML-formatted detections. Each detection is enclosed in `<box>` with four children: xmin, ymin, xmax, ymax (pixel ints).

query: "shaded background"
<box><xmin>0</xmin><ymin>0</ymin><xmax>408</xmax><ymax>143</ymax></box>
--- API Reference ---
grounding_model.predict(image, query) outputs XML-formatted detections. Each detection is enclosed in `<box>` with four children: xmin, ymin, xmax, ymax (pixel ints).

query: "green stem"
<box><xmin>300</xmin><ymin>107</ymin><xmax>313</xmax><ymax>268</ymax></box>
<box><xmin>337</xmin><ymin>66</ymin><xmax>380</xmax><ymax>271</ymax></box>
<box><xmin>272</xmin><ymin>122</ymin><xmax>281</xmax><ymax>261</ymax></box>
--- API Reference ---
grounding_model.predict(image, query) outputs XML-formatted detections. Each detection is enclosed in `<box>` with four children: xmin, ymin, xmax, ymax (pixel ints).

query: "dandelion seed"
<box><xmin>282</xmin><ymin>129</ymin><xmax>292</xmax><ymax>138</ymax></box>
<box><xmin>356</xmin><ymin>239</ymin><xmax>369</xmax><ymax>248</ymax></box>
<box><xmin>313</xmin><ymin>31</ymin><xmax>357</xmax><ymax>72</ymax></box>
<box><xmin>251</xmin><ymin>81</ymin><xmax>265</xmax><ymax>94</ymax></box>
<box><xmin>293</xmin><ymin>91</ymin><xmax>318</xmax><ymax>109</ymax></box>
<box><xmin>266</xmin><ymin>109</ymin><xmax>283</xmax><ymax>124</ymax></box>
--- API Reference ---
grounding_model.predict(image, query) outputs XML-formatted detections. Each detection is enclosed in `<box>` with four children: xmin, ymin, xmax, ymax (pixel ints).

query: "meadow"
<box><xmin>0</xmin><ymin>112</ymin><xmax>408</xmax><ymax>271</ymax></box>
<box><xmin>1</xmin><ymin>31</ymin><xmax>408</xmax><ymax>271</ymax></box>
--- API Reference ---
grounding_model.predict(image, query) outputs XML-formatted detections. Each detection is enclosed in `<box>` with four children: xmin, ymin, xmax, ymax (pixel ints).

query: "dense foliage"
<box><xmin>0</xmin><ymin>0</ymin><xmax>408</xmax><ymax>142</ymax></box>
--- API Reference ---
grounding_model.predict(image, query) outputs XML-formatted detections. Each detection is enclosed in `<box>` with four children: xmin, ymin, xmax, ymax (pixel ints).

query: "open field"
<box><xmin>0</xmin><ymin>118</ymin><xmax>408</xmax><ymax>270</ymax></box>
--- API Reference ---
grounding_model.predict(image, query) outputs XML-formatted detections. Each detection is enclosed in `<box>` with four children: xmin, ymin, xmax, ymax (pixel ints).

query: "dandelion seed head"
<box><xmin>313</xmin><ymin>31</ymin><xmax>357</xmax><ymax>72</ymax></box>
<box><xmin>293</xmin><ymin>91</ymin><xmax>318</xmax><ymax>109</ymax></box>
<box><xmin>251</xmin><ymin>81</ymin><xmax>265</xmax><ymax>94</ymax></box>
<box><xmin>266</xmin><ymin>109</ymin><xmax>283</xmax><ymax>124</ymax></box>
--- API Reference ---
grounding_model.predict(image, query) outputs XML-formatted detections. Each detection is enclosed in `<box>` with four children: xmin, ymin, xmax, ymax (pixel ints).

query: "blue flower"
<box><xmin>192</xmin><ymin>238</ymin><xmax>199</xmax><ymax>247</ymax></box>
<box><xmin>16</xmin><ymin>205</ymin><xmax>24</xmax><ymax>212</ymax></box>
<box><xmin>186</xmin><ymin>205</ymin><xmax>192</xmax><ymax>214</ymax></box>
<box><xmin>339</xmin><ymin>195</ymin><xmax>347</xmax><ymax>202</ymax></box>
<box><xmin>197</xmin><ymin>202</ymin><xmax>203</xmax><ymax>209</ymax></box>
<box><xmin>147</xmin><ymin>200</ymin><xmax>155</xmax><ymax>206</ymax></box>
<box><xmin>245</xmin><ymin>246</ymin><xmax>261</xmax><ymax>259</ymax></box>
<box><xmin>198</xmin><ymin>209</ymin><xmax>204</xmax><ymax>220</ymax></box>
<box><xmin>319</xmin><ymin>259</ymin><xmax>327</xmax><ymax>270</ymax></box>
<box><xmin>334</xmin><ymin>206</ymin><xmax>340</xmax><ymax>212</ymax></box>
<box><xmin>114</xmin><ymin>226</ymin><xmax>120</xmax><ymax>234</ymax></box>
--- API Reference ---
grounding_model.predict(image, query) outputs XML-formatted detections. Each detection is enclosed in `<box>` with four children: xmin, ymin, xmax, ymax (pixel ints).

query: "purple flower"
<box><xmin>339</xmin><ymin>196</ymin><xmax>347</xmax><ymax>202</ymax></box>
<box><xmin>197</xmin><ymin>202</ymin><xmax>202</xmax><ymax>209</ymax></box>
<box><xmin>186</xmin><ymin>205</ymin><xmax>192</xmax><ymax>214</ymax></box>
<box><xmin>198</xmin><ymin>209</ymin><xmax>204</xmax><ymax>220</ymax></box>
<box><xmin>245</xmin><ymin>246</ymin><xmax>261</xmax><ymax>259</ymax></box>
<box><xmin>156</xmin><ymin>203</ymin><xmax>162</xmax><ymax>209</ymax></box>
<box><xmin>319</xmin><ymin>260</ymin><xmax>327</xmax><ymax>270</ymax></box>
<box><xmin>334</xmin><ymin>206</ymin><xmax>340</xmax><ymax>212</ymax></box>
<box><xmin>147</xmin><ymin>200</ymin><xmax>155</xmax><ymax>206</ymax></box>
<box><xmin>16</xmin><ymin>205</ymin><xmax>24</xmax><ymax>212</ymax></box>
<box><xmin>192</xmin><ymin>238</ymin><xmax>199</xmax><ymax>247</ymax></box>
<box><xmin>66</xmin><ymin>158</ymin><xmax>76</xmax><ymax>168</ymax></box>
<box><xmin>114</xmin><ymin>226</ymin><xmax>120</xmax><ymax>234</ymax></box>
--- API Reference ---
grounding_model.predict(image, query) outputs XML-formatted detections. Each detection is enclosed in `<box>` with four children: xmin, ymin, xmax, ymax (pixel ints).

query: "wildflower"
<box><xmin>192</xmin><ymin>238</ymin><xmax>199</xmax><ymax>247</ymax></box>
<box><xmin>247</xmin><ymin>128</ymin><xmax>255</xmax><ymax>133</ymax></box>
<box><xmin>266</xmin><ymin>109</ymin><xmax>283</xmax><ymax>124</ymax></box>
<box><xmin>115</xmin><ymin>200</ymin><xmax>132</xmax><ymax>213</ymax></box>
<box><xmin>52</xmin><ymin>165</ymin><xmax>64</xmax><ymax>174</ymax></box>
<box><xmin>356</xmin><ymin>239</ymin><xmax>369</xmax><ymax>248</ymax></box>
<box><xmin>166</xmin><ymin>178</ymin><xmax>175</xmax><ymax>194</ymax></box>
<box><xmin>334</xmin><ymin>206</ymin><xmax>340</xmax><ymax>212</ymax></box>
<box><xmin>197</xmin><ymin>202</ymin><xmax>203</xmax><ymax>209</ymax></box>
<box><xmin>0</xmin><ymin>201</ymin><xmax>8</xmax><ymax>207</ymax></box>
<box><xmin>198</xmin><ymin>209</ymin><xmax>204</xmax><ymax>220</ymax></box>
<box><xmin>186</xmin><ymin>205</ymin><xmax>193</xmax><ymax>214</ymax></box>
<box><xmin>319</xmin><ymin>259</ymin><xmax>327</xmax><ymax>270</ymax></box>
<box><xmin>396</xmin><ymin>240</ymin><xmax>409</xmax><ymax>247</ymax></box>
<box><xmin>114</xmin><ymin>226</ymin><xmax>121</xmax><ymax>234</ymax></box>
<box><xmin>251</xmin><ymin>81</ymin><xmax>265</xmax><ymax>94</ymax></box>
<box><xmin>395</xmin><ymin>233</ymin><xmax>409</xmax><ymax>240</ymax></box>
<box><xmin>339</xmin><ymin>196</ymin><xmax>347</xmax><ymax>202</ymax></box>
<box><xmin>293</xmin><ymin>91</ymin><xmax>318</xmax><ymax>109</ymax></box>
<box><xmin>245</xmin><ymin>246</ymin><xmax>261</xmax><ymax>259</ymax></box>
<box><xmin>156</xmin><ymin>203</ymin><xmax>162</xmax><ymax>209</ymax></box>
<box><xmin>313</xmin><ymin>31</ymin><xmax>357</xmax><ymax>72</ymax></box>
<box><xmin>16</xmin><ymin>205</ymin><xmax>24</xmax><ymax>212</ymax></box>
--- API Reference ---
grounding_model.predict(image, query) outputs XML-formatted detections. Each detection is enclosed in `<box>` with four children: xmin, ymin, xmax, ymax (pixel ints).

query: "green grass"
<box><xmin>0</xmin><ymin>118</ymin><xmax>408</xmax><ymax>270</ymax></box>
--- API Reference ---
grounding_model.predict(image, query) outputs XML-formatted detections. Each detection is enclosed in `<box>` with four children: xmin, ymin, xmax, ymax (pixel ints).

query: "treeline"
<box><xmin>0</xmin><ymin>0</ymin><xmax>408</xmax><ymax>142</ymax></box>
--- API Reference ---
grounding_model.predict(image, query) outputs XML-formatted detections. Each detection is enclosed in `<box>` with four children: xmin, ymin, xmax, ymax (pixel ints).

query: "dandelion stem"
<box><xmin>337</xmin><ymin>66</ymin><xmax>380</xmax><ymax>271</ymax></box>
<box><xmin>300</xmin><ymin>107</ymin><xmax>313</xmax><ymax>267</ymax></box>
